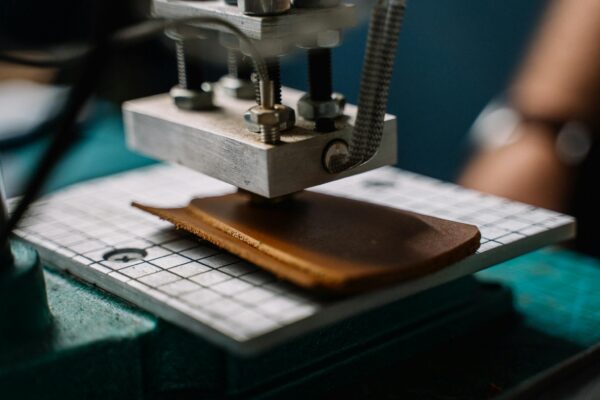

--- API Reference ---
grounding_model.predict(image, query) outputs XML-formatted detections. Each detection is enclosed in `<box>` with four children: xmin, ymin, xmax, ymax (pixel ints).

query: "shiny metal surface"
<box><xmin>124</xmin><ymin>86</ymin><xmax>397</xmax><ymax>198</ymax></box>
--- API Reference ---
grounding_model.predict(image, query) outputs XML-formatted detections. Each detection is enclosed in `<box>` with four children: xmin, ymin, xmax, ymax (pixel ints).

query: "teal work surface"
<box><xmin>1</xmin><ymin>267</ymin><xmax>511</xmax><ymax>399</ymax></box>
<box><xmin>2</xmin><ymin>105</ymin><xmax>600</xmax><ymax>398</ymax></box>
<box><xmin>330</xmin><ymin>249</ymin><xmax>600</xmax><ymax>399</ymax></box>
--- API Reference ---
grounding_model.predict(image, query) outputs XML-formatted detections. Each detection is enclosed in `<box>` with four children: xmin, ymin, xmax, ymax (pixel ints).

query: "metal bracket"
<box><xmin>153</xmin><ymin>0</ymin><xmax>358</xmax><ymax>42</ymax></box>
<box><xmin>124</xmin><ymin>86</ymin><xmax>397</xmax><ymax>198</ymax></box>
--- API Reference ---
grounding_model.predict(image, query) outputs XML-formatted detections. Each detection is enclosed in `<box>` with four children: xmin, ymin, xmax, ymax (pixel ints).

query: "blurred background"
<box><xmin>287</xmin><ymin>0</ymin><xmax>547</xmax><ymax>181</ymax></box>
<box><xmin>0</xmin><ymin>0</ymin><xmax>548</xmax><ymax>196</ymax></box>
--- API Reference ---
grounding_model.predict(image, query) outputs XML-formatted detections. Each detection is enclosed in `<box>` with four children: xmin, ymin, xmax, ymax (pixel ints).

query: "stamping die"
<box><xmin>124</xmin><ymin>0</ymin><xmax>398</xmax><ymax>198</ymax></box>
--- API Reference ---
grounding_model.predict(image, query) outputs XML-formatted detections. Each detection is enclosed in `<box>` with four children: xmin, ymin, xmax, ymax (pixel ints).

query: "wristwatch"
<box><xmin>469</xmin><ymin>96</ymin><xmax>594</xmax><ymax>166</ymax></box>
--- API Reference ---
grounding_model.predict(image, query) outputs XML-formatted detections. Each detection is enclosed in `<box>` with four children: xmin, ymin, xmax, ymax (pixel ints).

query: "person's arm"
<box><xmin>460</xmin><ymin>0</ymin><xmax>600</xmax><ymax>211</ymax></box>
<box><xmin>460</xmin><ymin>121</ymin><xmax>573</xmax><ymax>211</ymax></box>
<box><xmin>512</xmin><ymin>0</ymin><xmax>600</xmax><ymax>123</ymax></box>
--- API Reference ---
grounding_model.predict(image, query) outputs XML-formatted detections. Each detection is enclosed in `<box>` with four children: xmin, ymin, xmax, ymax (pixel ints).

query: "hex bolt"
<box><xmin>297</xmin><ymin>45</ymin><xmax>344</xmax><ymax>125</ymax></box>
<box><xmin>174</xmin><ymin>39</ymin><xmax>204</xmax><ymax>91</ymax></box>
<box><xmin>245</xmin><ymin>58</ymin><xmax>295</xmax><ymax>143</ymax></box>
<box><xmin>308</xmin><ymin>48</ymin><xmax>336</xmax><ymax>132</ymax></box>
<box><xmin>244</xmin><ymin>76</ymin><xmax>295</xmax><ymax>143</ymax></box>
<box><xmin>228</xmin><ymin>50</ymin><xmax>252</xmax><ymax>81</ymax></box>
<box><xmin>220</xmin><ymin>50</ymin><xmax>255</xmax><ymax>99</ymax></box>
<box><xmin>167</xmin><ymin>30</ymin><xmax>214</xmax><ymax>111</ymax></box>
<box><xmin>243</xmin><ymin>103</ymin><xmax>295</xmax><ymax>144</ymax></box>
<box><xmin>297</xmin><ymin>92</ymin><xmax>345</xmax><ymax>121</ymax></box>
<box><xmin>244</xmin><ymin>79</ymin><xmax>280</xmax><ymax>143</ymax></box>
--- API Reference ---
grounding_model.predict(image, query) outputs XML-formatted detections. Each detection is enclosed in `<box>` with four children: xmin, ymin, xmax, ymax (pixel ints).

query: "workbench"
<box><xmin>1</xmin><ymin>104</ymin><xmax>599</xmax><ymax>398</ymax></box>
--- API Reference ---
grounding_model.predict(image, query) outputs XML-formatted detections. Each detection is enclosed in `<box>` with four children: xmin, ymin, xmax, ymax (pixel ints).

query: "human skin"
<box><xmin>460</xmin><ymin>122</ymin><xmax>573</xmax><ymax>211</ymax></box>
<box><xmin>460</xmin><ymin>0</ymin><xmax>600</xmax><ymax>211</ymax></box>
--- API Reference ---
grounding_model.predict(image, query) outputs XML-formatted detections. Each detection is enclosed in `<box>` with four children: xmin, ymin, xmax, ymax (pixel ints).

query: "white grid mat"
<box><xmin>13</xmin><ymin>164</ymin><xmax>575</xmax><ymax>354</ymax></box>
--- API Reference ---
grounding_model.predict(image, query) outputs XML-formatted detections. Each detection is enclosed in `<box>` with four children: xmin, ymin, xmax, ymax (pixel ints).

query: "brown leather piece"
<box><xmin>133</xmin><ymin>192</ymin><xmax>481</xmax><ymax>293</ymax></box>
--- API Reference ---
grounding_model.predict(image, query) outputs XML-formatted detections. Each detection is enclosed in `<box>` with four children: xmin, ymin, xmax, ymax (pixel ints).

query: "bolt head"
<box><xmin>244</xmin><ymin>104</ymin><xmax>296</xmax><ymax>134</ymax></box>
<box><xmin>323</xmin><ymin>139</ymin><xmax>349</xmax><ymax>172</ymax></box>
<box><xmin>249</xmin><ymin>107</ymin><xmax>280</xmax><ymax>126</ymax></box>
<box><xmin>297</xmin><ymin>93</ymin><xmax>345</xmax><ymax>121</ymax></box>
<box><xmin>170</xmin><ymin>84</ymin><xmax>214</xmax><ymax>111</ymax></box>
<box><xmin>219</xmin><ymin>76</ymin><xmax>255</xmax><ymax>100</ymax></box>
<box><xmin>277</xmin><ymin>105</ymin><xmax>296</xmax><ymax>131</ymax></box>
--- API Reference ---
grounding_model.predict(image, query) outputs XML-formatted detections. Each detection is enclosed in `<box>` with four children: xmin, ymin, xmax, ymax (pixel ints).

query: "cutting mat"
<box><xmin>13</xmin><ymin>164</ymin><xmax>575</xmax><ymax>354</ymax></box>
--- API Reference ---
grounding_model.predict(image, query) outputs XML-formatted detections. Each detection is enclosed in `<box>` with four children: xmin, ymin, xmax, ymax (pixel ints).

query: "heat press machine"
<box><xmin>124</xmin><ymin>0</ymin><xmax>398</xmax><ymax>198</ymax></box>
<box><xmin>1</xmin><ymin>1</ymin><xmax>577</xmax><ymax>399</ymax></box>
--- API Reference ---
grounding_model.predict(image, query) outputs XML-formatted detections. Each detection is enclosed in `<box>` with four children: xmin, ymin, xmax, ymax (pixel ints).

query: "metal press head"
<box><xmin>124</xmin><ymin>0</ymin><xmax>405</xmax><ymax>198</ymax></box>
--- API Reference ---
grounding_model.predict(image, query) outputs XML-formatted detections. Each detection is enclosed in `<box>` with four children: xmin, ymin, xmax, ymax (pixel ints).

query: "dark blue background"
<box><xmin>282</xmin><ymin>1</ymin><xmax>547</xmax><ymax>180</ymax></box>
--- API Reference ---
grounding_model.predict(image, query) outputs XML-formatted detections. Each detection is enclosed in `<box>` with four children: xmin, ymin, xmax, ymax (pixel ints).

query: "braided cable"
<box><xmin>328</xmin><ymin>0</ymin><xmax>406</xmax><ymax>173</ymax></box>
<box><xmin>174</xmin><ymin>40</ymin><xmax>188</xmax><ymax>89</ymax></box>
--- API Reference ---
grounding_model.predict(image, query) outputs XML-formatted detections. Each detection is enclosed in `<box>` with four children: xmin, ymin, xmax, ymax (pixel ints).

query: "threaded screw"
<box><xmin>260</xmin><ymin>126</ymin><xmax>280</xmax><ymax>144</ymax></box>
<box><xmin>173</xmin><ymin>38</ymin><xmax>205</xmax><ymax>91</ymax></box>
<box><xmin>246</xmin><ymin>58</ymin><xmax>292</xmax><ymax>144</ymax></box>
<box><xmin>253</xmin><ymin>58</ymin><xmax>282</xmax><ymax>106</ymax></box>
<box><xmin>252</xmin><ymin>72</ymin><xmax>262</xmax><ymax>104</ymax></box>
<box><xmin>308</xmin><ymin>48</ymin><xmax>335</xmax><ymax>132</ymax></box>
<box><xmin>227</xmin><ymin>50</ymin><xmax>252</xmax><ymax>80</ymax></box>
<box><xmin>168</xmin><ymin>30</ymin><xmax>214</xmax><ymax>110</ymax></box>
<box><xmin>268</xmin><ymin>58</ymin><xmax>283</xmax><ymax>105</ymax></box>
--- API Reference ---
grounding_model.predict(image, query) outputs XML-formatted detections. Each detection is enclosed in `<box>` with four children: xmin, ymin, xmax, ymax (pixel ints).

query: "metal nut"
<box><xmin>219</xmin><ymin>75</ymin><xmax>255</xmax><ymax>100</ymax></box>
<box><xmin>297</xmin><ymin>92</ymin><xmax>345</xmax><ymax>121</ymax></box>
<box><xmin>246</xmin><ymin>107</ymin><xmax>280</xmax><ymax>127</ymax></box>
<box><xmin>238</xmin><ymin>0</ymin><xmax>291</xmax><ymax>15</ymax></box>
<box><xmin>170</xmin><ymin>84</ymin><xmax>214</xmax><ymax>111</ymax></box>
<box><xmin>244</xmin><ymin>104</ymin><xmax>296</xmax><ymax>133</ymax></box>
<box><xmin>276</xmin><ymin>105</ymin><xmax>296</xmax><ymax>131</ymax></box>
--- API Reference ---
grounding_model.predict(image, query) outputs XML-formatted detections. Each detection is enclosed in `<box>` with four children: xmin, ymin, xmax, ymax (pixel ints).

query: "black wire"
<box><xmin>0</xmin><ymin>41</ymin><xmax>109</xmax><ymax>245</ymax></box>
<box><xmin>0</xmin><ymin>16</ymin><xmax>268</xmax><ymax>248</ymax></box>
<box><xmin>1</xmin><ymin>17</ymin><xmax>269</xmax><ymax>81</ymax></box>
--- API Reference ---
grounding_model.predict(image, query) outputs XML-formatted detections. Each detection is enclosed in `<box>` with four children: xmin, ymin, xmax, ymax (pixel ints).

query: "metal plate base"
<box><xmin>13</xmin><ymin>164</ymin><xmax>575</xmax><ymax>354</ymax></box>
<box><xmin>124</xmin><ymin>86</ymin><xmax>397</xmax><ymax>198</ymax></box>
<box><xmin>153</xmin><ymin>0</ymin><xmax>358</xmax><ymax>41</ymax></box>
